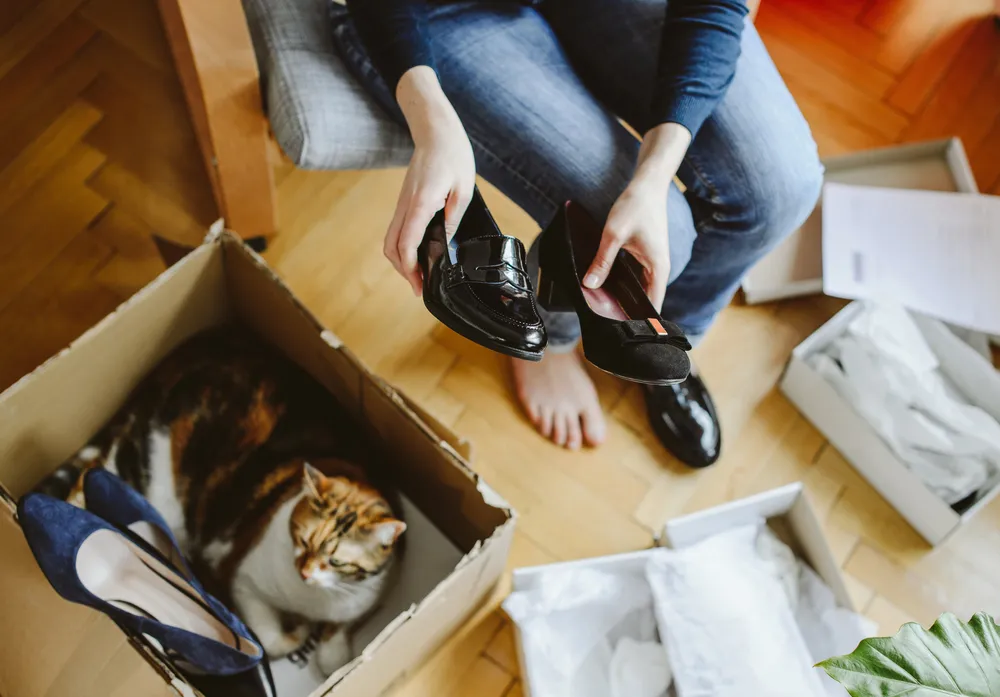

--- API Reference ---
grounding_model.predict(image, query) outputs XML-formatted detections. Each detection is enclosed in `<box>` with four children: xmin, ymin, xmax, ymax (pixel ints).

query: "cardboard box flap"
<box><xmin>219</xmin><ymin>233</ymin><xmax>477</xmax><ymax>465</ymax></box>
<box><xmin>742</xmin><ymin>138</ymin><xmax>978</xmax><ymax>304</ymax></box>
<box><xmin>822</xmin><ymin>183</ymin><xmax>1000</xmax><ymax>334</ymax></box>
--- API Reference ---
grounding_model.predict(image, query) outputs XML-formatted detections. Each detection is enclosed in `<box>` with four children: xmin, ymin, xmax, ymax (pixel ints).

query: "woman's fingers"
<box><xmin>646</xmin><ymin>260</ymin><xmax>670</xmax><ymax>310</ymax></box>
<box><xmin>584</xmin><ymin>225</ymin><xmax>625</xmax><ymax>290</ymax></box>
<box><xmin>396</xmin><ymin>198</ymin><xmax>437</xmax><ymax>296</ymax></box>
<box><xmin>443</xmin><ymin>185</ymin><xmax>473</xmax><ymax>240</ymax></box>
<box><xmin>383</xmin><ymin>192</ymin><xmax>410</xmax><ymax>288</ymax></box>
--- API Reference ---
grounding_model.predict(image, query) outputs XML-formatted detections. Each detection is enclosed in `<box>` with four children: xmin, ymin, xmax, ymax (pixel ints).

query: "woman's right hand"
<box><xmin>388</xmin><ymin>66</ymin><xmax>476</xmax><ymax>296</ymax></box>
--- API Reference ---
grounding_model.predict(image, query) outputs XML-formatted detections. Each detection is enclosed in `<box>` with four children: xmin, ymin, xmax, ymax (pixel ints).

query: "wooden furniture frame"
<box><xmin>157</xmin><ymin>0</ymin><xmax>278</xmax><ymax>239</ymax></box>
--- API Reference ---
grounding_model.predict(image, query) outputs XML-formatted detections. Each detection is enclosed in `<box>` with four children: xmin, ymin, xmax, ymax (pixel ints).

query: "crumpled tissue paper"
<box><xmin>646</xmin><ymin>524</ymin><xmax>828</xmax><ymax>697</ymax></box>
<box><xmin>609</xmin><ymin>637</ymin><xmax>672</xmax><ymax>697</ymax></box>
<box><xmin>757</xmin><ymin>526</ymin><xmax>876</xmax><ymax>697</ymax></box>
<box><xmin>809</xmin><ymin>303</ymin><xmax>1000</xmax><ymax>506</ymax></box>
<box><xmin>502</xmin><ymin>566</ymin><xmax>669</xmax><ymax>697</ymax></box>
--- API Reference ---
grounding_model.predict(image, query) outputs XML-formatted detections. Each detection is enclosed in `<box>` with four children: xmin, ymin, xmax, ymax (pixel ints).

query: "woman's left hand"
<box><xmin>583</xmin><ymin>122</ymin><xmax>692</xmax><ymax>310</ymax></box>
<box><xmin>584</xmin><ymin>178</ymin><xmax>671</xmax><ymax>309</ymax></box>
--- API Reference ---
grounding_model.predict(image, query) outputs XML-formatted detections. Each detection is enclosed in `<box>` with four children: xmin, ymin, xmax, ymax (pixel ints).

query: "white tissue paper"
<box><xmin>502</xmin><ymin>566</ymin><xmax>669</xmax><ymax>697</ymax></box>
<box><xmin>756</xmin><ymin>527</ymin><xmax>876</xmax><ymax>697</ymax></box>
<box><xmin>646</xmin><ymin>524</ymin><xmax>828</xmax><ymax>697</ymax></box>
<box><xmin>609</xmin><ymin>637</ymin><xmax>672</xmax><ymax>697</ymax></box>
<box><xmin>809</xmin><ymin>303</ymin><xmax>1000</xmax><ymax>506</ymax></box>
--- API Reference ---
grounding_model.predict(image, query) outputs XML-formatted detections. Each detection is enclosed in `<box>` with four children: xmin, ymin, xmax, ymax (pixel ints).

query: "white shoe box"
<box><xmin>508</xmin><ymin>484</ymin><xmax>857</xmax><ymax>696</ymax></box>
<box><xmin>780</xmin><ymin>302</ymin><xmax>1000</xmax><ymax>545</ymax></box>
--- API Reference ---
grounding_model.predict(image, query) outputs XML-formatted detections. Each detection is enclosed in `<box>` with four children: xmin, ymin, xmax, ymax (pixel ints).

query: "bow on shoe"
<box><xmin>619</xmin><ymin>319</ymin><xmax>693</xmax><ymax>351</ymax></box>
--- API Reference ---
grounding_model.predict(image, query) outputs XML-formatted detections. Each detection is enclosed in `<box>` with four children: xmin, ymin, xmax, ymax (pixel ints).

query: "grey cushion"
<box><xmin>242</xmin><ymin>0</ymin><xmax>412</xmax><ymax>170</ymax></box>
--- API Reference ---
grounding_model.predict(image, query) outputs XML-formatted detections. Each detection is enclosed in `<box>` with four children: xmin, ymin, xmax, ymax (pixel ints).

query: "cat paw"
<box><xmin>260</xmin><ymin>624</ymin><xmax>310</xmax><ymax>658</ymax></box>
<box><xmin>317</xmin><ymin>626</ymin><xmax>352</xmax><ymax>676</ymax></box>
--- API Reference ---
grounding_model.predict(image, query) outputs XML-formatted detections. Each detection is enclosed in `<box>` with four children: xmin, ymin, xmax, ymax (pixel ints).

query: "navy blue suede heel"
<box><xmin>81</xmin><ymin>469</ymin><xmax>250</xmax><ymax>648</ymax></box>
<box><xmin>18</xmin><ymin>493</ymin><xmax>264</xmax><ymax>677</ymax></box>
<box><xmin>82</xmin><ymin>469</ymin><xmax>194</xmax><ymax>577</ymax></box>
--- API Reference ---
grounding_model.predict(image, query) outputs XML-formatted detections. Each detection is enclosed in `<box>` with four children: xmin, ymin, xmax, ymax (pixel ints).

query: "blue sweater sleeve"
<box><xmin>652</xmin><ymin>0</ymin><xmax>748</xmax><ymax>136</ymax></box>
<box><xmin>344</xmin><ymin>0</ymin><xmax>436</xmax><ymax>90</ymax></box>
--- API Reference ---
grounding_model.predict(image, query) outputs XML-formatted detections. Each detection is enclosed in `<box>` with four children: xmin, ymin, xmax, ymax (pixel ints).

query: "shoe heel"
<box><xmin>536</xmin><ymin>270</ymin><xmax>574</xmax><ymax>312</ymax></box>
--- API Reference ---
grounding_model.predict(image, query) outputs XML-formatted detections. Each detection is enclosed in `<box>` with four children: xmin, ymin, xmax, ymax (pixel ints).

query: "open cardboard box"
<box><xmin>0</xmin><ymin>227</ymin><xmax>515</xmax><ymax>697</ymax></box>
<box><xmin>508</xmin><ymin>484</ymin><xmax>854</xmax><ymax>696</ymax></box>
<box><xmin>780</xmin><ymin>303</ymin><xmax>1000</xmax><ymax>545</ymax></box>
<box><xmin>742</xmin><ymin>138</ymin><xmax>978</xmax><ymax>305</ymax></box>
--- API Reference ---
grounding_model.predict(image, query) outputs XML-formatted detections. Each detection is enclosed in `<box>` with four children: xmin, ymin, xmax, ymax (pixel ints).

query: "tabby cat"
<box><xmin>41</xmin><ymin>327</ymin><xmax>406</xmax><ymax>675</ymax></box>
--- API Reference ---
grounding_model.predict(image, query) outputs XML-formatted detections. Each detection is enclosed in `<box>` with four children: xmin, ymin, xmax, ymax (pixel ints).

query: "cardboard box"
<box><xmin>0</xmin><ymin>228</ymin><xmax>515</xmax><ymax>697</ymax></box>
<box><xmin>509</xmin><ymin>484</ymin><xmax>854</xmax><ymax>696</ymax></box>
<box><xmin>780</xmin><ymin>303</ymin><xmax>1000</xmax><ymax>545</ymax></box>
<box><xmin>742</xmin><ymin>138</ymin><xmax>978</xmax><ymax>305</ymax></box>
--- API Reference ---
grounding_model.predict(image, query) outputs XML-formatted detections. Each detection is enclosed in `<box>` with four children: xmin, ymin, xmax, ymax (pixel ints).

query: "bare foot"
<box><xmin>511</xmin><ymin>350</ymin><xmax>607</xmax><ymax>450</ymax></box>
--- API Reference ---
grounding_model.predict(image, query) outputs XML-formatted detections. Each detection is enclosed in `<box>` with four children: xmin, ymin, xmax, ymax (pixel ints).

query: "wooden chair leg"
<box><xmin>157</xmin><ymin>0</ymin><xmax>278</xmax><ymax>239</ymax></box>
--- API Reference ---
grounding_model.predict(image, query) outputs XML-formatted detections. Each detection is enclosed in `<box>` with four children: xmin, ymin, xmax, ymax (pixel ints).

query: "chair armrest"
<box><xmin>158</xmin><ymin>0</ymin><xmax>277</xmax><ymax>238</ymax></box>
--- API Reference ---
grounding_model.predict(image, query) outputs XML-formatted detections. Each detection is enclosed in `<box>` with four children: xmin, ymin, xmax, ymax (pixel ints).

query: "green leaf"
<box><xmin>818</xmin><ymin>612</ymin><xmax>1000</xmax><ymax>696</ymax></box>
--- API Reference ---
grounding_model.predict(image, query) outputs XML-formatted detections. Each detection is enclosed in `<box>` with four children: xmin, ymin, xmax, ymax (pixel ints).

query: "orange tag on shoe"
<box><xmin>648</xmin><ymin>318</ymin><xmax>668</xmax><ymax>336</ymax></box>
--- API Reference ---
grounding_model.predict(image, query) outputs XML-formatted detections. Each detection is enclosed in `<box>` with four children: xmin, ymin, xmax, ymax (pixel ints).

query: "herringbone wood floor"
<box><xmin>2</xmin><ymin>0</ymin><xmax>1000</xmax><ymax>695</ymax></box>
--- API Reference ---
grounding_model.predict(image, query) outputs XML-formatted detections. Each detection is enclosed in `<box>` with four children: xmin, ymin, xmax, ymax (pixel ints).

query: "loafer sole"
<box><xmin>424</xmin><ymin>297</ymin><xmax>545</xmax><ymax>362</ymax></box>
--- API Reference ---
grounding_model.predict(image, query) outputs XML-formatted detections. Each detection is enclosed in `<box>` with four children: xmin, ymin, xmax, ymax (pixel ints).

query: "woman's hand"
<box><xmin>584</xmin><ymin>123</ymin><xmax>692</xmax><ymax>310</ymax></box>
<box><xmin>388</xmin><ymin>66</ymin><xmax>476</xmax><ymax>296</ymax></box>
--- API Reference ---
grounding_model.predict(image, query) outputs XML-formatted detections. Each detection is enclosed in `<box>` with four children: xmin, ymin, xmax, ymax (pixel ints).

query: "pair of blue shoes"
<box><xmin>18</xmin><ymin>470</ymin><xmax>272</xmax><ymax>695</ymax></box>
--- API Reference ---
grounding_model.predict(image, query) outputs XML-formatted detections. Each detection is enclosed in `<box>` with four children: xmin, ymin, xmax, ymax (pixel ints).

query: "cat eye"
<box><xmin>330</xmin><ymin>559</ymin><xmax>368</xmax><ymax>576</ymax></box>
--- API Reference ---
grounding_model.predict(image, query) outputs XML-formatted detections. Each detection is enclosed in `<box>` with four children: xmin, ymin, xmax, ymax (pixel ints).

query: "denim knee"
<box><xmin>745</xmin><ymin>152</ymin><xmax>824</xmax><ymax>253</ymax></box>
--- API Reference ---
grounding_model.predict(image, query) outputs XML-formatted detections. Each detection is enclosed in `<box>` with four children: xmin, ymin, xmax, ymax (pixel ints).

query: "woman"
<box><xmin>336</xmin><ymin>0</ymin><xmax>823</xmax><ymax>466</ymax></box>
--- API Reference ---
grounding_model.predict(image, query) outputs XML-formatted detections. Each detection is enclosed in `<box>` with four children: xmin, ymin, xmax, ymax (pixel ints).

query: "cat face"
<box><xmin>290</xmin><ymin>463</ymin><xmax>406</xmax><ymax>588</ymax></box>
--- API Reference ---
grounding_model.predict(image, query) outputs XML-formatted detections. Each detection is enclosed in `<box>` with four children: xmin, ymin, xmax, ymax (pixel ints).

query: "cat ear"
<box><xmin>373</xmin><ymin>519</ymin><xmax>406</xmax><ymax>547</ymax></box>
<box><xmin>302</xmin><ymin>462</ymin><xmax>324</xmax><ymax>499</ymax></box>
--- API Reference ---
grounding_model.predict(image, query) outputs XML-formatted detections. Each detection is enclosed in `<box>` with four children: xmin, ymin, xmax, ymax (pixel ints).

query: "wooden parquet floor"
<box><xmin>1</xmin><ymin>0</ymin><xmax>1000</xmax><ymax>695</ymax></box>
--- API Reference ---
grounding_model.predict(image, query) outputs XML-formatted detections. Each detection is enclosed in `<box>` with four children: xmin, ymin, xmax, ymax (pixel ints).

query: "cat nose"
<box><xmin>299</xmin><ymin>558</ymin><xmax>317</xmax><ymax>580</ymax></box>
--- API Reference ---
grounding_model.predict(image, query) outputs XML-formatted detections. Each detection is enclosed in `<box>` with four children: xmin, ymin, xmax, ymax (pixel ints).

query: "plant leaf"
<box><xmin>818</xmin><ymin>612</ymin><xmax>1000</xmax><ymax>696</ymax></box>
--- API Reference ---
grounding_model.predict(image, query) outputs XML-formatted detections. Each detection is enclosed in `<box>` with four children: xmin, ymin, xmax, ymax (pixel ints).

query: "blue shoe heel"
<box><xmin>18</xmin><ymin>493</ymin><xmax>263</xmax><ymax>677</ymax></box>
<box><xmin>82</xmin><ymin>469</ymin><xmax>193</xmax><ymax>576</ymax></box>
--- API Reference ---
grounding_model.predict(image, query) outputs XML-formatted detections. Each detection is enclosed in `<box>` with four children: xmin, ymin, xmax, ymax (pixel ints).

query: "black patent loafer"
<box><xmin>643</xmin><ymin>374</ymin><xmax>721</xmax><ymax>468</ymax></box>
<box><xmin>418</xmin><ymin>188</ymin><xmax>546</xmax><ymax>361</ymax></box>
<box><xmin>537</xmin><ymin>201</ymin><xmax>690</xmax><ymax>384</ymax></box>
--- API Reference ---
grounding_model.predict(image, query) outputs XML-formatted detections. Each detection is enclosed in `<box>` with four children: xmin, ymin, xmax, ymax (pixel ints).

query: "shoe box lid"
<box><xmin>741</xmin><ymin>138</ymin><xmax>989</xmax><ymax>326</ymax></box>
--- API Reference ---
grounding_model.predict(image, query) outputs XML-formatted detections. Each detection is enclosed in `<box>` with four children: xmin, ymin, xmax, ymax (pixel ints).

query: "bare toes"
<box><xmin>552</xmin><ymin>413</ymin><xmax>568</xmax><ymax>447</ymax></box>
<box><xmin>524</xmin><ymin>399</ymin><xmax>540</xmax><ymax>425</ymax></box>
<box><xmin>581</xmin><ymin>406</ymin><xmax>607</xmax><ymax>447</ymax></box>
<box><xmin>539</xmin><ymin>408</ymin><xmax>554</xmax><ymax>438</ymax></box>
<box><xmin>566</xmin><ymin>417</ymin><xmax>583</xmax><ymax>450</ymax></box>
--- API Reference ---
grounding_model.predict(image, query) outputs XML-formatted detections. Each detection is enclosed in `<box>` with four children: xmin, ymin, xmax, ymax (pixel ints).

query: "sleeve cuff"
<box><xmin>650</xmin><ymin>93</ymin><xmax>716</xmax><ymax>139</ymax></box>
<box><xmin>378</xmin><ymin>40</ymin><xmax>436</xmax><ymax>91</ymax></box>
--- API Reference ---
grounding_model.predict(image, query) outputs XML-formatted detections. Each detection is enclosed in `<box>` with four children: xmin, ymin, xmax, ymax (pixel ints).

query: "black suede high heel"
<box><xmin>537</xmin><ymin>201</ymin><xmax>691</xmax><ymax>385</ymax></box>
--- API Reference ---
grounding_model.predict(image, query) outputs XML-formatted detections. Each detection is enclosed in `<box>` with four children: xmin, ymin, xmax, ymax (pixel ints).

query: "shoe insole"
<box><xmin>582</xmin><ymin>286</ymin><xmax>629</xmax><ymax>321</ymax></box>
<box><xmin>130</xmin><ymin>520</ymin><xmax>187</xmax><ymax>572</ymax></box>
<box><xmin>76</xmin><ymin>528</ymin><xmax>260</xmax><ymax>658</ymax></box>
<box><xmin>580</xmin><ymin>260</ymin><xmax>657</xmax><ymax>322</ymax></box>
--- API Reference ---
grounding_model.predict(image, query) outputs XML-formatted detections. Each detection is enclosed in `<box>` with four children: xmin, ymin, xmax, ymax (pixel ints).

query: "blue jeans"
<box><xmin>334</xmin><ymin>0</ymin><xmax>823</xmax><ymax>349</ymax></box>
